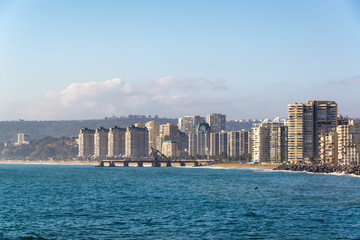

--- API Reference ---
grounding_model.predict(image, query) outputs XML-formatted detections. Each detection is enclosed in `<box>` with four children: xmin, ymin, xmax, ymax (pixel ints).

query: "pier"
<box><xmin>97</xmin><ymin>158</ymin><xmax>213</xmax><ymax>167</ymax></box>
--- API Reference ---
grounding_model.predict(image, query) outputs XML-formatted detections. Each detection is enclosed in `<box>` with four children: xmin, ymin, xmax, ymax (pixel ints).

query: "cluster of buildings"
<box><xmin>78</xmin><ymin>101</ymin><xmax>360</xmax><ymax>165</ymax></box>
<box><xmin>78</xmin><ymin>113</ymin><xmax>250</xmax><ymax>160</ymax></box>
<box><xmin>252</xmin><ymin>101</ymin><xmax>360</xmax><ymax>165</ymax></box>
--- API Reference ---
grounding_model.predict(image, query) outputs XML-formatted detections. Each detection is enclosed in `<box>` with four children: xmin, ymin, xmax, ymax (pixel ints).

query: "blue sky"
<box><xmin>0</xmin><ymin>0</ymin><xmax>359</xmax><ymax>120</ymax></box>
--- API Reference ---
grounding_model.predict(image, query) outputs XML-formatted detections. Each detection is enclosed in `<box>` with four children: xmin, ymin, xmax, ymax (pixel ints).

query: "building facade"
<box><xmin>269</xmin><ymin>117</ymin><xmax>288</xmax><ymax>163</ymax></box>
<box><xmin>94</xmin><ymin>127</ymin><xmax>109</xmax><ymax>158</ymax></box>
<box><xmin>178</xmin><ymin>116</ymin><xmax>205</xmax><ymax>135</ymax></box>
<box><xmin>125</xmin><ymin>125</ymin><xmax>149</xmax><ymax>157</ymax></box>
<box><xmin>228</xmin><ymin>130</ymin><xmax>249</xmax><ymax>158</ymax></box>
<box><xmin>207</xmin><ymin>113</ymin><xmax>226</xmax><ymax>133</ymax></box>
<box><xmin>78</xmin><ymin>128</ymin><xmax>95</xmax><ymax>157</ymax></box>
<box><xmin>145</xmin><ymin>120</ymin><xmax>160</xmax><ymax>154</ymax></box>
<box><xmin>252</xmin><ymin>120</ymin><xmax>271</xmax><ymax>162</ymax></box>
<box><xmin>337</xmin><ymin>119</ymin><xmax>360</xmax><ymax>165</ymax></box>
<box><xmin>287</xmin><ymin>101</ymin><xmax>337</xmax><ymax>163</ymax></box>
<box><xmin>107</xmin><ymin>126</ymin><xmax>126</xmax><ymax>157</ymax></box>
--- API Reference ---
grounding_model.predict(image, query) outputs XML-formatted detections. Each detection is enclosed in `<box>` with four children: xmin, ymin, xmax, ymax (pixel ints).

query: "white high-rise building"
<box><xmin>252</xmin><ymin>120</ymin><xmax>271</xmax><ymax>162</ymax></box>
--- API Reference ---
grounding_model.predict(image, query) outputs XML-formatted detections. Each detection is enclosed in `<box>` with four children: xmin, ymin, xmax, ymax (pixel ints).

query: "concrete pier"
<box><xmin>97</xmin><ymin>158</ymin><xmax>214</xmax><ymax>168</ymax></box>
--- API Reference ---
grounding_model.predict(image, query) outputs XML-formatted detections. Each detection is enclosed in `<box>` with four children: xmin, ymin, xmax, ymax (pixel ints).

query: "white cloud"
<box><xmin>23</xmin><ymin>77</ymin><xmax>230</xmax><ymax>120</ymax></box>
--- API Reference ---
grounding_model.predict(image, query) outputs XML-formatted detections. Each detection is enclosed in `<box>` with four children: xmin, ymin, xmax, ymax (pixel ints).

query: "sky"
<box><xmin>0</xmin><ymin>0</ymin><xmax>360</xmax><ymax>121</ymax></box>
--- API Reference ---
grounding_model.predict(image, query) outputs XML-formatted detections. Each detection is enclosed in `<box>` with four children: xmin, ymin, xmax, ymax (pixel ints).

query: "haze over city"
<box><xmin>1</xmin><ymin>0</ymin><xmax>360</xmax><ymax>120</ymax></box>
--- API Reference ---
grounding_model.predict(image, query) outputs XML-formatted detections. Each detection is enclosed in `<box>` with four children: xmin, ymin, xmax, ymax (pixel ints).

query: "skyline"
<box><xmin>1</xmin><ymin>0</ymin><xmax>360</xmax><ymax>121</ymax></box>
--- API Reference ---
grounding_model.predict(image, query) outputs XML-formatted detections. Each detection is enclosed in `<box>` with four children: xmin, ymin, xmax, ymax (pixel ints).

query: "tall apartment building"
<box><xmin>188</xmin><ymin>123</ymin><xmax>211</xmax><ymax>156</ymax></box>
<box><xmin>210</xmin><ymin>132</ymin><xmax>220</xmax><ymax>156</ymax></box>
<box><xmin>209</xmin><ymin>131</ymin><xmax>228</xmax><ymax>157</ymax></box>
<box><xmin>125</xmin><ymin>125</ymin><xmax>149</xmax><ymax>157</ymax></box>
<box><xmin>269</xmin><ymin>117</ymin><xmax>288</xmax><ymax>163</ymax></box>
<box><xmin>228</xmin><ymin>130</ymin><xmax>249</xmax><ymax>157</ymax></box>
<box><xmin>196</xmin><ymin>123</ymin><xmax>211</xmax><ymax>156</ymax></box>
<box><xmin>145</xmin><ymin>120</ymin><xmax>160</xmax><ymax>154</ymax></box>
<box><xmin>288</xmin><ymin>101</ymin><xmax>337</xmax><ymax>163</ymax></box>
<box><xmin>207</xmin><ymin>113</ymin><xmax>226</xmax><ymax>133</ymax></box>
<box><xmin>218</xmin><ymin>131</ymin><xmax>228</xmax><ymax>156</ymax></box>
<box><xmin>337</xmin><ymin>118</ymin><xmax>360</xmax><ymax>165</ymax></box>
<box><xmin>78</xmin><ymin>128</ymin><xmax>95</xmax><ymax>157</ymax></box>
<box><xmin>251</xmin><ymin>118</ymin><xmax>287</xmax><ymax>163</ymax></box>
<box><xmin>107</xmin><ymin>126</ymin><xmax>126</xmax><ymax>157</ymax></box>
<box><xmin>94</xmin><ymin>127</ymin><xmax>109</xmax><ymax>158</ymax></box>
<box><xmin>252</xmin><ymin>120</ymin><xmax>271</xmax><ymax>162</ymax></box>
<box><xmin>178</xmin><ymin>116</ymin><xmax>205</xmax><ymax>135</ymax></box>
<box><xmin>188</xmin><ymin>133</ymin><xmax>197</xmax><ymax>156</ymax></box>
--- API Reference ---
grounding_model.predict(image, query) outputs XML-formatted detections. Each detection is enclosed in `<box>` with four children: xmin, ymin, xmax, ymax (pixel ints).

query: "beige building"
<box><xmin>162</xmin><ymin>141</ymin><xmax>178</xmax><ymax>157</ymax></box>
<box><xmin>78</xmin><ymin>128</ymin><xmax>95</xmax><ymax>157</ymax></box>
<box><xmin>94</xmin><ymin>127</ymin><xmax>109</xmax><ymax>159</ymax></box>
<box><xmin>207</xmin><ymin>113</ymin><xmax>226</xmax><ymax>133</ymax></box>
<box><xmin>125</xmin><ymin>125</ymin><xmax>149</xmax><ymax>157</ymax></box>
<box><xmin>107</xmin><ymin>126</ymin><xmax>126</xmax><ymax>157</ymax></box>
<box><xmin>320</xmin><ymin>131</ymin><xmax>338</xmax><ymax>164</ymax></box>
<box><xmin>145</xmin><ymin>120</ymin><xmax>160</xmax><ymax>154</ymax></box>
<box><xmin>288</xmin><ymin>101</ymin><xmax>337</xmax><ymax>163</ymax></box>
<box><xmin>337</xmin><ymin>119</ymin><xmax>360</xmax><ymax>165</ymax></box>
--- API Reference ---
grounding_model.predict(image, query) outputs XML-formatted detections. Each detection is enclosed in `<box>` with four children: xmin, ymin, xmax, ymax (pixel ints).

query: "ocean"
<box><xmin>0</xmin><ymin>164</ymin><xmax>359</xmax><ymax>239</ymax></box>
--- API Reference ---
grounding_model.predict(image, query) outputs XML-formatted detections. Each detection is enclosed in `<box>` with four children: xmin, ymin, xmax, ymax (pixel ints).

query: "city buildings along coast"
<box><xmin>78</xmin><ymin>103</ymin><xmax>360</xmax><ymax>165</ymax></box>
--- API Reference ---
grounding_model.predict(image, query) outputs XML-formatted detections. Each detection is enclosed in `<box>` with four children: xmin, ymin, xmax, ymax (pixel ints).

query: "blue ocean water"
<box><xmin>0</xmin><ymin>165</ymin><xmax>359</xmax><ymax>240</ymax></box>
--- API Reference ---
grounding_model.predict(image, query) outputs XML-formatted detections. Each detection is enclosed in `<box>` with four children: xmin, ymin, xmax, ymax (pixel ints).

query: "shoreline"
<box><xmin>0</xmin><ymin>160</ymin><xmax>97</xmax><ymax>166</ymax></box>
<box><xmin>0</xmin><ymin>160</ymin><xmax>279</xmax><ymax>169</ymax></box>
<box><xmin>205</xmin><ymin>163</ymin><xmax>280</xmax><ymax>169</ymax></box>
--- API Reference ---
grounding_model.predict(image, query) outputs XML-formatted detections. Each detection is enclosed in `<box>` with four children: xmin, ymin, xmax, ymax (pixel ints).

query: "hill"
<box><xmin>0</xmin><ymin>116</ymin><xmax>178</xmax><ymax>143</ymax></box>
<box><xmin>0</xmin><ymin>136</ymin><xmax>78</xmax><ymax>160</ymax></box>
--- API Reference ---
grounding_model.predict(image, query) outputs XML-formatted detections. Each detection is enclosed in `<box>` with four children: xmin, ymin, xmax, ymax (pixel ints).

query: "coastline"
<box><xmin>205</xmin><ymin>163</ymin><xmax>280</xmax><ymax>169</ymax></box>
<box><xmin>0</xmin><ymin>160</ymin><xmax>279</xmax><ymax>169</ymax></box>
<box><xmin>0</xmin><ymin>160</ymin><xmax>97</xmax><ymax>166</ymax></box>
